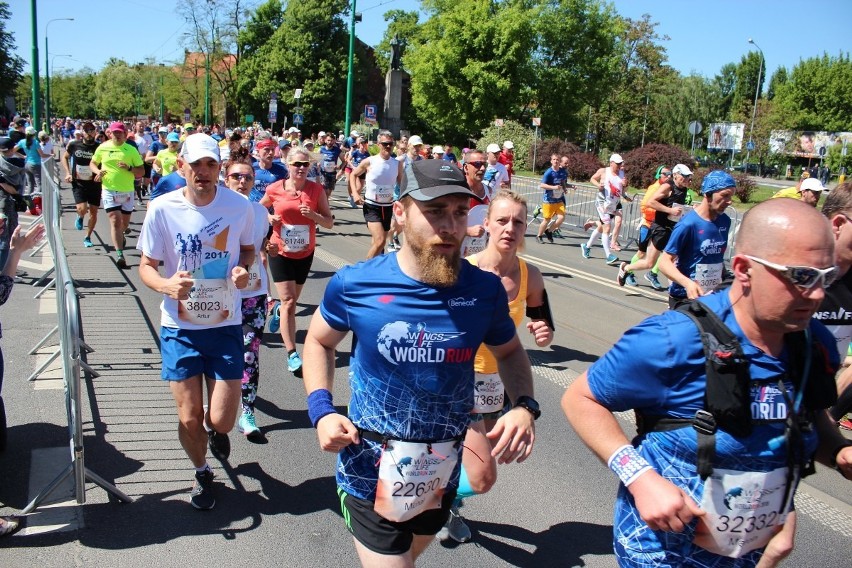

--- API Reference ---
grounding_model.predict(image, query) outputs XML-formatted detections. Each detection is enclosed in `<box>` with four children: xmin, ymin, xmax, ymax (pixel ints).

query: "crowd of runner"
<box><xmin>0</xmin><ymin>112</ymin><xmax>850</xmax><ymax>567</ymax></box>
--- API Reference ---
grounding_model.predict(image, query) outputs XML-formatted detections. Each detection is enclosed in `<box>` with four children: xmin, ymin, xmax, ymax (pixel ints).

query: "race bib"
<box><xmin>75</xmin><ymin>164</ymin><xmax>93</xmax><ymax>180</ymax></box>
<box><xmin>322</xmin><ymin>160</ymin><xmax>336</xmax><ymax>173</ymax></box>
<box><xmin>281</xmin><ymin>224</ymin><xmax>310</xmax><ymax>253</ymax></box>
<box><xmin>695</xmin><ymin>263</ymin><xmax>723</xmax><ymax>292</ymax></box>
<box><xmin>374</xmin><ymin>439</ymin><xmax>459</xmax><ymax>523</ymax></box>
<box><xmin>372</xmin><ymin>185</ymin><xmax>394</xmax><ymax>204</ymax></box>
<box><xmin>473</xmin><ymin>372</ymin><xmax>505</xmax><ymax>414</ymax></box>
<box><xmin>694</xmin><ymin>466</ymin><xmax>790</xmax><ymax>558</ymax></box>
<box><xmin>178</xmin><ymin>278</ymin><xmax>234</xmax><ymax>325</ymax></box>
<box><xmin>245</xmin><ymin>260</ymin><xmax>263</xmax><ymax>292</ymax></box>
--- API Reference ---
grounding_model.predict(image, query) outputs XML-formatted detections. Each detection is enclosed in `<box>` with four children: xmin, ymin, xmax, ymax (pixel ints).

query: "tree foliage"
<box><xmin>622</xmin><ymin>143</ymin><xmax>692</xmax><ymax>189</ymax></box>
<box><xmin>0</xmin><ymin>2</ymin><xmax>23</xmax><ymax>105</ymax></box>
<box><xmin>94</xmin><ymin>60</ymin><xmax>140</xmax><ymax>118</ymax></box>
<box><xmin>772</xmin><ymin>53</ymin><xmax>852</xmax><ymax>131</ymax></box>
<box><xmin>476</xmin><ymin>119</ymin><xmax>534</xmax><ymax>171</ymax></box>
<box><xmin>406</xmin><ymin>0</ymin><xmax>536</xmax><ymax>142</ymax></box>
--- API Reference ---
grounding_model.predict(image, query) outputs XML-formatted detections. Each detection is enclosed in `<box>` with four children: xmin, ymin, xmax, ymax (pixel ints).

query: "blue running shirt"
<box><xmin>319</xmin><ymin>254</ymin><xmax>517</xmax><ymax>500</ymax></box>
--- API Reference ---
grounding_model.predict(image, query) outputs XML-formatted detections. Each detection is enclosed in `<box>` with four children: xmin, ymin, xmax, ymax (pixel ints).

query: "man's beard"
<box><xmin>407</xmin><ymin>233</ymin><xmax>461</xmax><ymax>287</ymax></box>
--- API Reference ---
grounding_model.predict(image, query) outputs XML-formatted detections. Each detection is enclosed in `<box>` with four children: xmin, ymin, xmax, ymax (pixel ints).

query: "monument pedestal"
<box><xmin>383</xmin><ymin>69</ymin><xmax>408</xmax><ymax>138</ymax></box>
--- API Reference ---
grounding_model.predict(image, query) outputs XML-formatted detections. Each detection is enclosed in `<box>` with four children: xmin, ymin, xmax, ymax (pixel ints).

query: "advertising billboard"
<box><xmin>707</xmin><ymin>123</ymin><xmax>745</xmax><ymax>151</ymax></box>
<box><xmin>769</xmin><ymin>130</ymin><xmax>852</xmax><ymax>158</ymax></box>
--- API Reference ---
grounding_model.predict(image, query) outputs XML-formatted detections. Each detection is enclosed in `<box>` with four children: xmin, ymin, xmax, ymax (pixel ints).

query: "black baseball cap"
<box><xmin>399</xmin><ymin>160</ymin><xmax>480</xmax><ymax>202</ymax></box>
<box><xmin>0</xmin><ymin>137</ymin><xmax>13</xmax><ymax>151</ymax></box>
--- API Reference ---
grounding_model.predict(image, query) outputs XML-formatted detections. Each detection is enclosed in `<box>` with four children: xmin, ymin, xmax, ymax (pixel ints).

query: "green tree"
<box><xmin>51</xmin><ymin>68</ymin><xmax>98</xmax><ymax>118</ymax></box>
<box><xmin>405</xmin><ymin>0</ymin><xmax>536</xmax><ymax>141</ymax></box>
<box><xmin>730</xmin><ymin>51</ymin><xmax>764</xmax><ymax>122</ymax></box>
<box><xmin>772</xmin><ymin>53</ymin><xmax>852</xmax><ymax>131</ymax></box>
<box><xmin>713</xmin><ymin>63</ymin><xmax>737</xmax><ymax>119</ymax></box>
<box><xmin>767</xmin><ymin>66</ymin><xmax>787</xmax><ymax>101</ymax></box>
<box><xmin>652</xmin><ymin>72</ymin><xmax>724</xmax><ymax>148</ymax></box>
<box><xmin>532</xmin><ymin>0</ymin><xmax>622</xmax><ymax>141</ymax></box>
<box><xmin>94</xmin><ymin>59</ymin><xmax>140</xmax><ymax>118</ymax></box>
<box><xmin>0</xmin><ymin>2</ymin><xmax>23</xmax><ymax>107</ymax></box>
<box><xmin>237</xmin><ymin>0</ymin><xmax>351</xmax><ymax>131</ymax></box>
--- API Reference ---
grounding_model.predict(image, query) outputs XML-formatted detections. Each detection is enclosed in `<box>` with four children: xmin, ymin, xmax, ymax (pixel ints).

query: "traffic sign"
<box><xmin>293</xmin><ymin>113</ymin><xmax>304</xmax><ymax>125</ymax></box>
<box><xmin>532</xmin><ymin>117</ymin><xmax>541</xmax><ymax>126</ymax></box>
<box><xmin>294</xmin><ymin>88</ymin><xmax>302</xmax><ymax>99</ymax></box>
<box><xmin>268</xmin><ymin>100</ymin><xmax>278</xmax><ymax>112</ymax></box>
<box><xmin>270</xmin><ymin>91</ymin><xmax>277</xmax><ymax>101</ymax></box>
<box><xmin>364</xmin><ymin>104</ymin><xmax>377</xmax><ymax>125</ymax></box>
<box><xmin>245</xmin><ymin>114</ymin><xmax>254</xmax><ymax>124</ymax></box>
<box><xmin>268</xmin><ymin>110</ymin><xmax>277</xmax><ymax>123</ymax></box>
<box><xmin>819</xmin><ymin>146</ymin><xmax>827</xmax><ymax>157</ymax></box>
<box><xmin>688</xmin><ymin>121</ymin><xmax>702</xmax><ymax>135</ymax></box>
<box><xmin>495</xmin><ymin>119</ymin><xmax>504</xmax><ymax>127</ymax></box>
<box><xmin>746</xmin><ymin>140</ymin><xmax>755</xmax><ymax>151</ymax></box>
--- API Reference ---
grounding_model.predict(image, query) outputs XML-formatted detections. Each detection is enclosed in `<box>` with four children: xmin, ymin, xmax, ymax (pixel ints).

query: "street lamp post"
<box><xmin>745</xmin><ymin>38</ymin><xmax>764</xmax><ymax>174</ymax></box>
<box><xmin>45</xmin><ymin>17</ymin><xmax>74</xmax><ymax>134</ymax></box>
<box><xmin>159</xmin><ymin>63</ymin><xmax>166</xmax><ymax>123</ymax></box>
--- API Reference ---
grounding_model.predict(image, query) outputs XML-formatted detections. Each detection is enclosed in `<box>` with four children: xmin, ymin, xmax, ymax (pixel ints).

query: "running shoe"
<box><xmin>838</xmin><ymin>416</ymin><xmax>852</xmax><ymax>431</ymax></box>
<box><xmin>552</xmin><ymin>229</ymin><xmax>563</xmax><ymax>239</ymax></box>
<box><xmin>436</xmin><ymin>505</ymin><xmax>471</xmax><ymax>543</ymax></box>
<box><xmin>268</xmin><ymin>304</ymin><xmax>281</xmax><ymax>333</ymax></box>
<box><xmin>545</xmin><ymin>230</ymin><xmax>554</xmax><ymax>244</ymax></box>
<box><xmin>116</xmin><ymin>255</ymin><xmax>128</xmax><ymax>270</ymax></box>
<box><xmin>74</xmin><ymin>216</ymin><xmax>84</xmax><ymax>230</ymax></box>
<box><xmin>0</xmin><ymin>516</ymin><xmax>21</xmax><ymax>536</ymax></box>
<box><xmin>83</xmin><ymin>236</ymin><xmax>93</xmax><ymax>248</ymax></box>
<box><xmin>583</xmin><ymin>219</ymin><xmax>596</xmax><ymax>231</ymax></box>
<box><xmin>536</xmin><ymin>235</ymin><xmax>545</xmax><ymax>244</ymax></box>
<box><xmin>207</xmin><ymin>429</ymin><xmax>231</xmax><ymax>461</ymax></box>
<box><xmin>580</xmin><ymin>244</ymin><xmax>591</xmax><ymax>259</ymax></box>
<box><xmin>392</xmin><ymin>236</ymin><xmax>401</xmax><ymax>249</ymax></box>
<box><xmin>625</xmin><ymin>273</ymin><xmax>638</xmax><ymax>287</ymax></box>
<box><xmin>238</xmin><ymin>411</ymin><xmax>261</xmax><ymax>438</ymax></box>
<box><xmin>644</xmin><ymin>272</ymin><xmax>665</xmax><ymax>291</ymax></box>
<box><xmin>288</xmin><ymin>351</ymin><xmax>303</xmax><ymax>377</ymax></box>
<box><xmin>616</xmin><ymin>262</ymin><xmax>629</xmax><ymax>287</ymax></box>
<box><xmin>386</xmin><ymin>240</ymin><xmax>398</xmax><ymax>252</ymax></box>
<box><xmin>605</xmin><ymin>253</ymin><xmax>619</xmax><ymax>266</ymax></box>
<box><xmin>190</xmin><ymin>469</ymin><xmax>216</xmax><ymax>510</ymax></box>
<box><xmin>124</xmin><ymin>227</ymin><xmax>131</xmax><ymax>235</ymax></box>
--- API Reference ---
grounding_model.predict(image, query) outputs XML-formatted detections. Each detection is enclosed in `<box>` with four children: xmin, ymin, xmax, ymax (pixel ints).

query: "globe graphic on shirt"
<box><xmin>377</xmin><ymin>321</ymin><xmax>411</xmax><ymax>364</ymax></box>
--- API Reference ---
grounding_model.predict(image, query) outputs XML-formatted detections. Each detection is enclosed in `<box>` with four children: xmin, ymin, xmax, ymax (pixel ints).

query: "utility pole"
<box><xmin>344</xmin><ymin>0</ymin><xmax>357</xmax><ymax>137</ymax></box>
<box><xmin>30</xmin><ymin>0</ymin><xmax>40</xmax><ymax>129</ymax></box>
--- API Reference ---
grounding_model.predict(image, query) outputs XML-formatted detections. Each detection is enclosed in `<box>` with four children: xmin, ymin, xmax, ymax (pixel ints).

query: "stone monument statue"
<box><xmin>384</xmin><ymin>34</ymin><xmax>408</xmax><ymax>138</ymax></box>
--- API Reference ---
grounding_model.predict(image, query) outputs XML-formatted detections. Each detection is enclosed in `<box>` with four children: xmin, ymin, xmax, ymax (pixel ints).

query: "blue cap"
<box><xmin>167</xmin><ymin>132</ymin><xmax>180</xmax><ymax>143</ymax></box>
<box><xmin>701</xmin><ymin>170</ymin><xmax>736</xmax><ymax>195</ymax></box>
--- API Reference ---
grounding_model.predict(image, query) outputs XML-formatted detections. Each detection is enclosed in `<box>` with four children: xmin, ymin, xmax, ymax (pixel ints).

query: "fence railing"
<box><xmin>512</xmin><ymin>175</ymin><xmax>742</xmax><ymax>259</ymax></box>
<box><xmin>20</xmin><ymin>158</ymin><xmax>132</xmax><ymax>515</ymax></box>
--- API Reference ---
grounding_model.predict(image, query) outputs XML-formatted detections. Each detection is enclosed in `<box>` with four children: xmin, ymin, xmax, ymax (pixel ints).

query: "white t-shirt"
<box><xmin>484</xmin><ymin>162</ymin><xmax>508</xmax><ymax>193</ymax></box>
<box><xmin>138</xmin><ymin>186</ymin><xmax>255</xmax><ymax>330</ymax></box>
<box><xmin>240</xmin><ymin>200</ymin><xmax>271</xmax><ymax>298</ymax></box>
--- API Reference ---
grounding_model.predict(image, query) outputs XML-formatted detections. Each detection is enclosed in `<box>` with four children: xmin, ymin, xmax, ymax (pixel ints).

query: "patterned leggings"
<box><xmin>241</xmin><ymin>294</ymin><xmax>267</xmax><ymax>412</ymax></box>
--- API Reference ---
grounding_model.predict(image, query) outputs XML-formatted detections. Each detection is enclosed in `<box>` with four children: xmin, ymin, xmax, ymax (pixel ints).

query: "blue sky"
<box><xmin>8</xmin><ymin>0</ymin><xmax>852</xmax><ymax>80</ymax></box>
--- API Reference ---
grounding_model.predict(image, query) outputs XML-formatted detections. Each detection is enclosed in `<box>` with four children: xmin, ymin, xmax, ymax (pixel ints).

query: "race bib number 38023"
<box><xmin>178</xmin><ymin>278</ymin><xmax>234</xmax><ymax>325</ymax></box>
<box><xmin>693</xmin><ymin>466</ymin><xmax>789</xmax><ymax>558</ymax></box>
<box><xmin>374</xmin><ymin>439</ymin><xmax>459</xmax><ymax>523</ymax></box>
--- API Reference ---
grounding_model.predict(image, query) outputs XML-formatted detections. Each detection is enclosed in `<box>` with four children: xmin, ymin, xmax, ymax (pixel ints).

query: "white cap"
<box><xmin>318</xmin><ymin>131</ymin><xmax>326</xmax><ymax>138</ymax></box>
<box><xmin>609</xmin><ymin>153</ymin><xmax>624</xmax><ymax>164</ymax></box>
<box><xmin>503</xmin><ymin>140</ymin><xmax>514</xmax><ymax>150</ymax></box>
<box><xmin>800</xmin><ymin>178</ymin><xmax>825</xmax><ymax>192</ymax></box>
<box><xmin>157</xmin><ymin>126</ymin><xmax>169</xmax><ymax>133</ymax></box>
<box><xmin>351</xmin><ymin>129</ymin><xmax>360</xmax><ymax>136</ymax></box>
<box><xmin>288</xmin><ymin>127</ymin><xmax>300</xmax><ymax>134</ymax></box>
<box><xmin>672</xmin><ymin>163</ymin><xmax>693</xmax><ymax>176</ymax></box>
<box><xmin>432</xmin><ymin>146</ymin><xmax>445</xmax><ymax>155</ymax></box>
<box><xmin>408</xmin><ymin>135</ymin><xmax>423</xmax><ymax>146</ymax></box>
<box><xmin>179</xmin><ymin>133</ymin><xmax>221</xmax><ymax>163</ymax></box>
<box><xmin>486</xmin><ymin>143</ymin><xmax>501</xmax><ymax>154</ymax></box>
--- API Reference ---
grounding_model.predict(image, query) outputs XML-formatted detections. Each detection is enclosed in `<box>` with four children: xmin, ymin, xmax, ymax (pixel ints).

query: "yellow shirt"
<box><xmin>91</xmin><ymin>142</ymin><xmax>143</xmax><ymax>192</ymax></box>
<box><xmin>771</xmin><ymin>186</ymin><xmax>801</xmax><ymax>200</ymax></box>
<box><xmin>467</xmin><ymin>255</ymin><xmax>529</xmax><ymax>374</ymax></box>
<box><xmin>640</xmin><ymin>181</ymin><xmax>661</xmax><ymax>228</ymax></box>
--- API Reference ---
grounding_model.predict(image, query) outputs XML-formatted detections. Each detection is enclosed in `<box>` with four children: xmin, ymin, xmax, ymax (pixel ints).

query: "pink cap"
<box><xmin>107</xmin><ymin>121</ymin><xmax>126</xmax><ymax>132</ymax></box>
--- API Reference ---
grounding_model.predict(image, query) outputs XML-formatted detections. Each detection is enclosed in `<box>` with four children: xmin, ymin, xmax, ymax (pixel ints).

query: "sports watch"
<box><xmin>514</xmin><ymin>396</ymin><xmax>541</xmax><ymax>420</ymax></box>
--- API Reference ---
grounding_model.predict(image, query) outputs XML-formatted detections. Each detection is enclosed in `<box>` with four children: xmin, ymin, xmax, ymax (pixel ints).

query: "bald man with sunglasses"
<box><xmin>564</xmin><ymin>198</ymin><xmax>852</xmax><ymax>568</ymax></box>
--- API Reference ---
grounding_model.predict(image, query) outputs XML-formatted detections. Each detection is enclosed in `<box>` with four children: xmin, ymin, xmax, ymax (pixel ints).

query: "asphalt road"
<box><xmin>0</xmin><ymin>177</ymin><xmax>849</xmax><ymax>567</ymax></box>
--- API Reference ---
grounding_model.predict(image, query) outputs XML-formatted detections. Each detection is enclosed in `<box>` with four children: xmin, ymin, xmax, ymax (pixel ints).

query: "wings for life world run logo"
<box><xmin>377</xmin><ymin>321</ymin><xmax>471</xmax><ymax>365</ymax></box>
<box><xmin>723</xmin><ymin>483</ymin><xmax>780</xmax><ymax>512</ymax></box>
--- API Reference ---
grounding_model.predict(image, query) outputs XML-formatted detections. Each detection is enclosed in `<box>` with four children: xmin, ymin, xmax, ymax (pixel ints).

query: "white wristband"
<box><xmin>608</xmin><ymin>444</ymin><xmax>653</xmax><ymax>487</ymax></box>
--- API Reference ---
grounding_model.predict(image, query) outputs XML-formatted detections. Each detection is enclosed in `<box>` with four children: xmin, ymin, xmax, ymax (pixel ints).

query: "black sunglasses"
<box><xmin>290</xmin><ymin>161</ymin><xmax>310</xmax><ymax>168</ymax></box>
<box><xmin>379</xmin><ymin>141</ymin><xmax>393</xmax><ymax>147</ymax></box>
<box><xmin>465</xmin><ymin>161</ymin><xmax>486</xmax><ymax>169</ymax></box>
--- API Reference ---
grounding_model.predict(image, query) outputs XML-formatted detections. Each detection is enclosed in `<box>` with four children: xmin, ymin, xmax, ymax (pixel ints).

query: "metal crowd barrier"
<box><xmin>20</xmin><ymin>159</ymin><xmax>132</xmax><ymax>515</ymax></box>
<box><xmin>513</xmin><ymin>175</ymin><xmax>742</xmax><ymax>259</ymax></box>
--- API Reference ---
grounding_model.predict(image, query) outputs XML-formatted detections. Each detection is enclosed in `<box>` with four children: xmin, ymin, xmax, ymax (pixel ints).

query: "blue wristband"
<box><xmin>307</xmin><ymin>389</ymin><xmax>336</xmax><ymax>428</ymax></box>
<box><xmin>608</xmin><ymin>444</ymin><xmax>653</xmax><ymax>487</ymax></box>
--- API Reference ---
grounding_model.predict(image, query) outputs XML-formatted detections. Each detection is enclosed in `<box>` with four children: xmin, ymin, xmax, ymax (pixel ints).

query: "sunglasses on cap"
<box><xmin>227</xmin><ymin>173</ymin><xmax>254</xmax><ymax>181</ymax></box>
<box><xmin>743</xmin><ymin>255</ymin><xmax>839</xmax><ymax>290</ymax></box>
<box><xmin>465</xmin><ymin>161</ymin><xmax>486</xmax><ymax>169</ymax></box>
<box><xmin>290</xmin><ymin>161</ymin><xmax>310</xmax><ymax>168</ymax></box>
